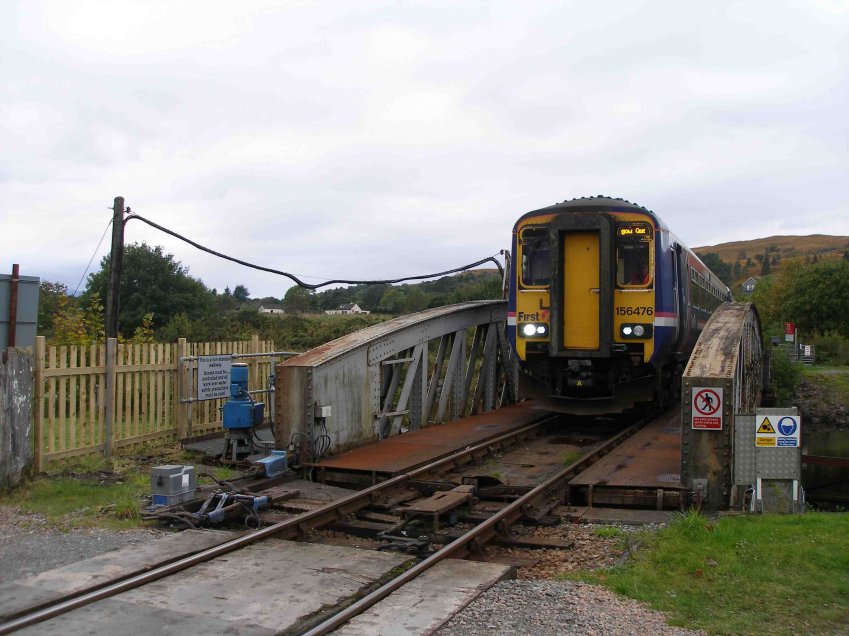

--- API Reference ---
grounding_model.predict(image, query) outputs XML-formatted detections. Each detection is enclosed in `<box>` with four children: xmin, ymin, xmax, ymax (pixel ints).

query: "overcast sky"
<box><xmin>2</xmin><ymin>1</ymin><xmax>847</xmax><ymax>299</ymax></box>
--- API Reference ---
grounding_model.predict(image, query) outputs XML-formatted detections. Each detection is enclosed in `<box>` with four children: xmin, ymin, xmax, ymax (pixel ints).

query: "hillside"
<box><xmin>693</xmin><ymin>234</ymin><xmax>849</xmax><ymax>289</ymax></box>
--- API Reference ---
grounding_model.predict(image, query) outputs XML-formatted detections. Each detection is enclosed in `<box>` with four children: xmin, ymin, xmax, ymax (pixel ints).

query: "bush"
<box><xmin>810</xmin><ymin>332</ymin><xmax>849</xmax><ymax>366</ymax></box>
<box><xmin>770</xmin><ymin>348</ymin><xmax>802</xmax><ymax>407</ymax></box>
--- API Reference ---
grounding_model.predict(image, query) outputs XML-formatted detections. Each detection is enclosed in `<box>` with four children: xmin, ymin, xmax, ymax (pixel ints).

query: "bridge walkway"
<box><xmin>310</xmin><ymin>401</ymin><xmax>543</xmax><ymax>478</ymax></box>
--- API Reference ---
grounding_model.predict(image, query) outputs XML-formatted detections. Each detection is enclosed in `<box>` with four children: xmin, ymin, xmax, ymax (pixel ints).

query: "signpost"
<box><xmin>197</xmin><ymin>355</ymin><xmax>233</xmax><ymax>401</ymax></box>
<box><xmin>691</xmin><ymin>387</ymin><xmax>723</xmax><ymax>430</ymax></box>
<box><xmin>784</xmin><ymin>321</ymin><xmax>795</xmax><ymax>343</ymax></box>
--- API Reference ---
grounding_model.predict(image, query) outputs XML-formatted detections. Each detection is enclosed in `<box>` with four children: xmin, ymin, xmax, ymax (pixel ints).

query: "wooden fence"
<box><xmin>34</xmin><ymin>335</ymin><xmax>278</xmax><ymax>468</ymax></box>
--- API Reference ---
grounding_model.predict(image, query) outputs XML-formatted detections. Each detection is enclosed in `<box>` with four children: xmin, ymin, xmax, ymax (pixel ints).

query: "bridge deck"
<box><xmin>569</xmin><ymin>406</ymin><xmax>683</xmax><ymax>489</ymax></box>
<box><xmin>312</xmin><ymin>402</ymin><xmax>544</xmax><ymax>476</ymax></box>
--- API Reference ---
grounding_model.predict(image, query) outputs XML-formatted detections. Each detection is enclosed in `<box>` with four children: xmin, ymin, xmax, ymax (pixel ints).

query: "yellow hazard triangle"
<box><xmin>576</xmin><ymin>380</ymin><xmax>583</xmax><ymax>387</ymax></box>
<box><xmin>757</xmin><ymin>418</ymin><xmax>776</xmax><ymax>434</ymax></box>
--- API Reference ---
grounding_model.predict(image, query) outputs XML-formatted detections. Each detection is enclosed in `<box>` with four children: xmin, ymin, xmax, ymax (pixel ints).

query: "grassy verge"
<box><xmin>801</xmin><ymin>365</ymin><xmax>849</xmax><ymax>402</ymax></box>
<box><xmin>570</xmin><ymin>511</ymin><xmax>849</xmax><ymax>635</ymax></box>
<box><xmin>0</xmin><ymin>442</ymin><xmax>236</xmax><ymax>530</ymax></box>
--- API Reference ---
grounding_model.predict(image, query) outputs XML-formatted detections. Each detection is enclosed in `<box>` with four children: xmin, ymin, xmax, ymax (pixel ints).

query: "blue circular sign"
<box><xmin>777</xmin><ymin>417</ymin><xmax>797</xmax><ymax>436</ymax></box>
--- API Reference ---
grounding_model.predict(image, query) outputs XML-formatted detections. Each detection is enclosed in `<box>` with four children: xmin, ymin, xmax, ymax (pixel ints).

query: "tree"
<box><xmin>233</xmin><ymin>284</ymin><xmax>250</xmax><ymax>302</ymax></box>
<box><xmin>781</xmin><ymin>261</ymin><xmax>849</xmax><ymax>337</ymax></box>
<box><xmin>282</xmin><ymin>286</ymin><xmax>313</xmax><ymax>313</ymax></box>
<box><xmin>700</xmin><ymin>253</ymin><xmax>732</xmax><ymax>286</ymax></box>
<box><xmin>52</xmin><ymin>293</ymin><xmax>105</xmax><ymax>345</ymax></box>
<box><xmin>84</xmin><ymin>242</ymin><xmax>214</xmax><ymax>334</ymax></box>
<box><xmin>377</xmin><ymin>288</ymin><xmax>406</xmax><ymax>314</ymax></box>
<box><xmin>403</xmin><ymin>286</ymin><xmax>428</xmax><ymax>313</ymax></box>
<box><xmin>37</xmin><ymin>281</ymin><xmax>70</xmax><ymax>337</ymax></box>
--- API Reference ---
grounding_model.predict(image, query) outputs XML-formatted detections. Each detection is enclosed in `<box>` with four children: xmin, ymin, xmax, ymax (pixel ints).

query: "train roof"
<box><xmin>514</xmin><ymin>195</ymin><xmax>668</xmax><ymax>232</ymax></box>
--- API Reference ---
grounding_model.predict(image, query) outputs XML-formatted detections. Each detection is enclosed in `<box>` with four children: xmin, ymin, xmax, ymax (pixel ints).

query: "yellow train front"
<box><xmin>508</xmin><ymin>196</ymin><xmax>730</xmax><ymax>413</ymax></box>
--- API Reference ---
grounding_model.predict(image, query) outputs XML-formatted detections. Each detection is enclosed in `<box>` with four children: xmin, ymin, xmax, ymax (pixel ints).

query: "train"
<box><xmin>507</xmin><ymin>195</ymin><xmax>731</xmax><ymax>413</ymax></box>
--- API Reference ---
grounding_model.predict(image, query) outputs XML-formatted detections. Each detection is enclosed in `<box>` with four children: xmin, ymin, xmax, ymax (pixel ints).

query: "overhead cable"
<box><xmin>73</xmin><ymin>217</ymin><xmax>114</xmax><ymax>296</ymax></box>
<box><xmin>124</xmin><ymin>212</ymin><xmax>503</xmax><ymax>290</ymax></box>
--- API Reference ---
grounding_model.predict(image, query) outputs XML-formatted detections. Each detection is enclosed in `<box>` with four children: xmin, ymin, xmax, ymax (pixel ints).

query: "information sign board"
<box><xmin>197</xmin><ymin>355</ymin><xmax>233</xmax><ymax>401</ymax></box>
<box><xmin>755</xmin><ymin>414</ymin><xmax>801</xmax><ymax>448</ymax></box>
<box><xmin>692</xmin><ymin>387</ymin><xmax>723</xmax><ymax>430</ymax></box>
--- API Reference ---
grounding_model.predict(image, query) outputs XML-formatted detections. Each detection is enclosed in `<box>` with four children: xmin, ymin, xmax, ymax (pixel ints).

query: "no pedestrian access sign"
<box><xmin>692</xmin><ymin>387</ymin><xmax>723</xmax><ymax>430</ymax></box>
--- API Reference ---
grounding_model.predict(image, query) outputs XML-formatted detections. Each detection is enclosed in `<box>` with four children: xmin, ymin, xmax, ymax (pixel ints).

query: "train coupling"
<box><xmin>565</xmin><ymin>359</ymin><xmax>595</xmax><ymax>389</ymax></box>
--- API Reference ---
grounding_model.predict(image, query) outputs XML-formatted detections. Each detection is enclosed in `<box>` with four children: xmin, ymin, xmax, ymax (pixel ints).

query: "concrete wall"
<box><xmin>0</xmin><ymin>348</ymin><xmax>34</xmax><ymax>491</ymax></box>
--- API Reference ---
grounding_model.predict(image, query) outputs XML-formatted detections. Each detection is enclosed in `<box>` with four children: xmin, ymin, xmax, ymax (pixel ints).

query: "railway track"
<box><xmin>0</xmin><ymin>410</ymin><xmax>652</xmax><ymax>635</ymax></box>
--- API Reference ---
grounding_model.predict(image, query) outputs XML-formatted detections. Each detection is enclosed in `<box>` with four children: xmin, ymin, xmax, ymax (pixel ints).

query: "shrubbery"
<box><xmin>810</xmin><ymin>332</ymin><xmax>849</xmax><ymax>366</ymax></box>
<box><xmin>769</xmin><ymin>348</ymin><xmax>802</xmax><ymax>407</ymax></box>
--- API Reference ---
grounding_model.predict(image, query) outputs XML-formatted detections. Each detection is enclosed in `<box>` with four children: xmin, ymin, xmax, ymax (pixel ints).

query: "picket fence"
<box><xmin>34</xmin><ymin>335</ymin><xmax>279</xmax><ymax>468</ymax></box>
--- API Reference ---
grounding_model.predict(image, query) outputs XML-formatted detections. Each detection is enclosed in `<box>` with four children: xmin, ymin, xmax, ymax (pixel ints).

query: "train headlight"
<box><xmin>620</xmin><ymin>323</ymin><xmax>652</xmax><ymax>339</ymax></box>
<box><xmin>519</xmin><ymin>323</ymin><xmax>548</xmax><ymax>338</ymax></box>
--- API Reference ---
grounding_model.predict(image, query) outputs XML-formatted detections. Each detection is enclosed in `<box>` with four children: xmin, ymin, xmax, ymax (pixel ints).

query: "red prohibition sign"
<box><xmin>694</xmin><ymin>389</ymin><xmax>721</xmax><ymax>415</ymax></box>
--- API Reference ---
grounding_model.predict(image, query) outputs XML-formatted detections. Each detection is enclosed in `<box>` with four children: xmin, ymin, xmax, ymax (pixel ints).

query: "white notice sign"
<box><xmin>197</xmin><ymin>355</ymin><xmax>233</xmax><ymax>400</ymax></box>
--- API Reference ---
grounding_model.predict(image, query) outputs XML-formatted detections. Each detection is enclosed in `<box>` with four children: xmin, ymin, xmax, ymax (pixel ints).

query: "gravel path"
<box><xmin>437</xmin><ymin>579</ymin><xmax>704</xmax><ymax>636</ymax></box>
<box><xmin>0</xmin><ymin>505</ymin><xmax>164</xmax><ymax>582</ymax></box>
<box><xmin>435</xmin><ymin>522</ymin><xmax>705</xmax><ymax>636</ymax></box>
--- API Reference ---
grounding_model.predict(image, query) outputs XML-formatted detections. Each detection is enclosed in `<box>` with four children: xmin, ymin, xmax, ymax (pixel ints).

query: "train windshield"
<box><xmin>520</xmin><ymin>227</ymin><xmax>550</xmax><ymax>287</ymax></box>
<box><xmin>616</xmin><ymin>223</ymin><xmax>653</xmax><ymax>287</ymax></box>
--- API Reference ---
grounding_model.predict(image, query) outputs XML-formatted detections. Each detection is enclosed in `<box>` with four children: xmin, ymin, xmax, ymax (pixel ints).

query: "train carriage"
<box><xmin>508</xmin><ymin>196</ymin><xmax>730</xmax><ymax>413</ymax></box>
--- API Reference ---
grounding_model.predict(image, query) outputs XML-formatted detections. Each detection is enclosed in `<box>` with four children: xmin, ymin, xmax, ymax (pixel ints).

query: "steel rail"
<box><xmin>0</xmin><ymin>416</ymin><xmax>553</xmax><ymax>635</ymax></box>
<box><xmin>301</xmin><ymin>415</ymin><xmax>647</xmax><ymax>636</ymax></box>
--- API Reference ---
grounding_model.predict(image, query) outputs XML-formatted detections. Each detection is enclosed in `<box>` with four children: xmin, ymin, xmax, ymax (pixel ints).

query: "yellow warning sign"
<box><xmin>756</xmin><ymin>436</ymin><xmax>776</xmax><ymax>447</ymax></box>
<box><xmin>757</xmin><ymin>418</ymin><xmax>776</xmax><ymax>434</ymax></box>
<box><xmin>576</xmin><ymin>380</ymin><xmax>583</xmax><ymax>386</ymax></box>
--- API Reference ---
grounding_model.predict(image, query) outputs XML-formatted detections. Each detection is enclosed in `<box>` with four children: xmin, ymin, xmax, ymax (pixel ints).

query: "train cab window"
<box><xmin>520</xmin><ymin>227</ymin><xmax>551</xmax><ymax>287</ymax></box>
<box><xmin>616</xmin><ymin>223</ymin><xmax>653</xmax><ymax>287</ymax></box>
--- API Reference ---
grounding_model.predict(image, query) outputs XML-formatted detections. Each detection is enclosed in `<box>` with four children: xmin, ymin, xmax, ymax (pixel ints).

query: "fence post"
<box><xmin>251</xmin><ymin>334</ymin><xmax>260</xmax><ymax>393</ymax></box>
<box><xmin>176</xmin><ymin>337</ymin><xmax>187</xmax><ymax>439</ymax></box>
<box><xmin>103</xmin><ymin>337</ymin><xmax>117</xmax><ymax>459</ymax></box>
<box><xmin>33</xmin><ymin>336</ymin><xmax>45</xmax><ymax>472</ymax></box>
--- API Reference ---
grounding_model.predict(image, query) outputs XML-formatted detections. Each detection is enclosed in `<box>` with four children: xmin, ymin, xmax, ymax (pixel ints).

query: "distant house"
<box><xmin>259</xmin><ymin>304</ymin><xmax>285</xmax><ymax>315</ymax></box>
<box><xmin>741</xmin><ymin>277</ymin><xmax>758</xmax><ymax>293</ymax></box>
<box><xmin>325</xmin><ymin>303</ymin><xmax>370</xmax><ymax>315</ymax></box>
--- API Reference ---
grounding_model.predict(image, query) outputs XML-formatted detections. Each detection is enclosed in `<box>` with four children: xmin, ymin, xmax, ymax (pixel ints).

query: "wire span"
<box><xmin>124</xmin><ymin>213</ymin><xmax>503</xmax><ymax>290</ymax></box>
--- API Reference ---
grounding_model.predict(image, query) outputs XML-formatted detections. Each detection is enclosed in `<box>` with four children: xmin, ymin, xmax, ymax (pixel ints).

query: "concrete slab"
<box><xmin>15</xmin><ymin>539</ymin><xmax>411</xmax><ymax>635</ymax></box>
<box><xmin>335</xmin><ymin>558</ymin><xmax>513</xmax><ymax>636</ymax></box>
<box><xmin>0</xmin><ymin>529</ymin><xmax>240</xmax><ymax>620</ymax></box>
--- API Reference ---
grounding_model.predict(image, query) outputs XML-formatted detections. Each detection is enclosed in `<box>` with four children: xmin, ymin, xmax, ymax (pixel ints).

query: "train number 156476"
<box><xmin>615</xmin><ymin>306</ymin><xmax>653</xmax><ymax>316</ymax></box>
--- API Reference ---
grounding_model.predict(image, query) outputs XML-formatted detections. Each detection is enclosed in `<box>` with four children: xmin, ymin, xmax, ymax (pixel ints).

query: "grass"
<box><xmin>569</xmin><ymin>510</ymin><xmax>849</xmax><ymax>635</ymax></box>
<box><xmin>802</xmin><ymin>365</ymin><xmax>849</xmax><ymax>400</ymax></box>
<box><xmin>0</xmin><ymin>441</ymin><xmax>238</xmax><ymax>529</ymax></box>
<box><xmin>562</xmin><ymin>450</ymin><xmax>584</xmax><ymax>466</ymax></box>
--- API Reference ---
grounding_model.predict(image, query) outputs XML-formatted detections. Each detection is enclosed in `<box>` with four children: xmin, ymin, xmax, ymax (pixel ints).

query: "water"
<box><xmin>802</xmin><ymin>428</ymin><xmax>849</xmax><ymax>505</ymax></box>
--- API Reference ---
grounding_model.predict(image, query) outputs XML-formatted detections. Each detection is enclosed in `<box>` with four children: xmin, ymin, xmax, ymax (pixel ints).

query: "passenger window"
<box><xmin>616</xmin><ymin>224</ymin><xmax>652</xmax><ymax>287</ymax></box>
<box><xmin>520</xmin><ymin>227</ymin><xmax>551</xmax><ymax>287</ymax></box>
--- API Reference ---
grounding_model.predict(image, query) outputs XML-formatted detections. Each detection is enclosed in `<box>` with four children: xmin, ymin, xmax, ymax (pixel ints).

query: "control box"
<box><xmin>151</xmin><ymin>465</ymin><xmax>197</xmax><ymax>507</ymax></box>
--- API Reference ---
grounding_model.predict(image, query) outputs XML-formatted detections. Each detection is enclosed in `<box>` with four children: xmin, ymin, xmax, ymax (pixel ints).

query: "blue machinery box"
<box><xmin>252</xmin><ymin>451</ymin><xmax>288</xmax><ymax>478</ymax></box>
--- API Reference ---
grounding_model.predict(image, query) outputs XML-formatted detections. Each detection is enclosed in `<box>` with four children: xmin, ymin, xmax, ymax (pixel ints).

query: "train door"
<box><xmin>563</xmin><ymin>232</ymin><xmax>600</xmax><ymax>349</ymax></box>
<box><xmin>671</xmin><ymin>243</ymin><xmax>682</xmax><ymax>344</ymax></box>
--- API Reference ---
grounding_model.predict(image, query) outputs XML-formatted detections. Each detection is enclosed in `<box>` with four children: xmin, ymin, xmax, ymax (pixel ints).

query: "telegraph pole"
<box><xmin>104</xmin><ymin>196</ymin><xmax>126</xmax><ymax>339</ymax></box>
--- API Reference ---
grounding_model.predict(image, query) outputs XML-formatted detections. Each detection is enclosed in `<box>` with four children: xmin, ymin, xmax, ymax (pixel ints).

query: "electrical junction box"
<box><xmin>315</xmin><ymin>405</ymin><xmax>332</xmax><ymax>419</ymax></box>
<box><xmin>151</xmin><ymin>465</ymin><xmax>197</xmax><ymax>507</ymax></box>
<box><xmin>252</xmin><ymin>450</ymin><xmax>288</xmax><ymax>478</ymax></box>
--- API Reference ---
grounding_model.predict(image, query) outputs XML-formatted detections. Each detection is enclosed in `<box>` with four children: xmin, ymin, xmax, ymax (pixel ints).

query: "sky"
<box><xmin>1</xmin><ymin>1</ymin><xmax>847</xmax><ymax>299</ymax></box>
